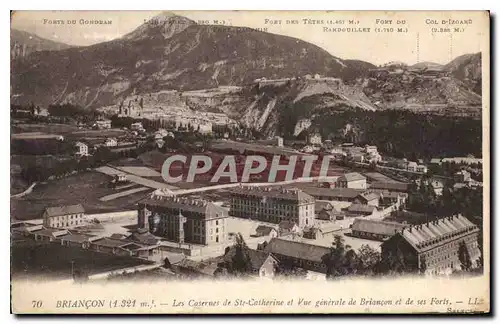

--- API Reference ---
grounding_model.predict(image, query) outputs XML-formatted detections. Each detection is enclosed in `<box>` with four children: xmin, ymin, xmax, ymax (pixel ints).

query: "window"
<box><xmin>216</xmin><ymin>220</ymin><xmax>219</xmax><ymax>226</ymax></box>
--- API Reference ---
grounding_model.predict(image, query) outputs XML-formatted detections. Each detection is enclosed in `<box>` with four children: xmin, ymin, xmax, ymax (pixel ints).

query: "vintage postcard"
<box><xmin>10</xmin><ymin>10</ymin><xmax>490</xmax><ymax>314</ymax></box>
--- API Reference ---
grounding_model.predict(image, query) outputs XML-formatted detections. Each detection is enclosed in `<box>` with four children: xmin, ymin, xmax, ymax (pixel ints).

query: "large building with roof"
<box><xmin>381</xmin><ymin>215</ymin><xmax>481</xmax><ymax>275</ymax></box>
<box><xmin>336</xmin><ymin>172</ymin><xmax>367</xmax><ymax>189</ymax></box>
<box><xmin>370</xmin><ymin>182</ymin><xmax>410</xmax><ymax>193</ymax></box>
<box><xmin>301</xmin><ymin>187</ymin><xmax>362</xmax><ymax>202</ymax></box>
<box><xmin>264</xmin><ymin>238</ymin><xmax>330</xmax><ymax>274</ymax></box>
<box><xmin>229</xmin><ymin>186</ymin><xmax>315</xmax><ymax>227</ymax></box>
<box><xmin>42</xmin><ymin>204</ymin><xmax>86</xmax><ymax>229</ymax></box>
<box><xmin>351</xmin><ymin>219</ymin><xmax>406</xmax><ymax>241</ymax></box>
<box><xmin>138</xmin><ymin>196</ymin><xmax>228</xmax><ymax>245</ymax></box>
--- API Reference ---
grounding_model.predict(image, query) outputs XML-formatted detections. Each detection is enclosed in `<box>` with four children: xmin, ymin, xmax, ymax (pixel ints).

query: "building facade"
<box><xmin>381</xmin><ymin>215</ymin><xmax>481</xmax><ymax>275</ymax></box>
<box><xmin>307</xmin><ymin>133</ymin><xmax>322</xmax><ymax>145</ymax></box>
<box><xmin>75</xmin><ymin>142</ymin><xmax>88</xmax><ymax>156</ymax></box>
<box><xmin>229</xmin><ymin>186</ymin><xmax>315</xmax><ymax>228</ymax></box>
<box><xmin>95</xmin><ymin>120</ymin><xmax>112</xmax><ymax>129</ymax></box>
<box><xmin>42</xmin><ymin>204</ymin><xmax>86</xmax><ymax>229</ymax></box>
<box><xmin>336</xmin><ymin>172</ymin><xmax>367</xmax><ymax>190</ymax></box>
<box><xmin>138</xmin><ymin>196</ymin><xmax>228</xmax><ymax>245</ymax></box>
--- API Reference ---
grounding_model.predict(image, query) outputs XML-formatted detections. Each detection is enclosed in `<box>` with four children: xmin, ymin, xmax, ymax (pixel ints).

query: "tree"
<box><xmin>322</xmin><ymin>235</ymin><xmax>358</xmax><ymax>279</ymax></box>
<box><xmin>357</xmin><ymin>244</ymin><xmax>381</xmax><ymax>274</ymax></box>
<box><xmin>420</xmin><ymin>256</ymin><xmax>427</xmax><ymax>275</ymax></box>
<box><xmin>227</xmin><ymin>233</ymin><xmax>253</xmax><ymax>276</ymax></box>
<box><xmin>458</xmin><ymin>241</ymin><xmax>472</xmax><ymax>271</ymax></box>
<box><xmin>379</xmin><ymin>247</ymin><xmax>412</xmax><ymax>275</ymax></box>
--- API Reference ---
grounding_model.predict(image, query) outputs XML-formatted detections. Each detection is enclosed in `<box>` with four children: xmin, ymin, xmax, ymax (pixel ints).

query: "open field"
<box><xmin>11</xmin><ymin>123</ymin><xmax>80</xmax><ymax>135</ymax></box>
<box><xmin>11</xmin><ymin>123</ymin><xmax>129</xmax><ymax>141</ymax></box>
<box><xmin>10</xmin><ymin>171</ymin><xmax>153</xmax><ymax>220</ymax></box>
<box><xmin>11</xmin><ymin>241</ymin><xmax>151</xmax><ymax>280</ymax></box>
<box><xmin>11</xmin><ymin>132</ymin><xmax>63</xmax><ymax>140</ymax></box>
<box><xmin>67</xmin><ymin>129</ymin><xmax>126</xmax><ymax>138</ymax></box>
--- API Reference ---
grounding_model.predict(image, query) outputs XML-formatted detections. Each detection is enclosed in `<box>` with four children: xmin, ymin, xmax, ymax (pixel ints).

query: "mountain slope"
<box><xmin>11</xmin><ymin>29</ymin><xmax>73</xmax><ymax>59</ymax></box>
<box><xmin>11</xmin><ymin>13</ymin><xmax>370</xmax><ymax>108</ymax></box>
<box><xmin>444</xmin><ymin>52</ymin><xmax>482</xmax><ymax>95</ymax></box>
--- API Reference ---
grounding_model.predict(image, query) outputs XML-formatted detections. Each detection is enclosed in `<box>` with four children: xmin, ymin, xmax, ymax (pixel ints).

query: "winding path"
<box><xmin>11</xmin><ymin>182</ymin><xmax>37</xmax><ymax>198</ymax></box>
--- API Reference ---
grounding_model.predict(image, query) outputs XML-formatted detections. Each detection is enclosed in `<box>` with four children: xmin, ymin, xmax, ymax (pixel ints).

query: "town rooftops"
<box><xmin>351</xmin><ymin>219</ymin><xmax>405</xmax><ymax>237</ymax></box>
<box><xmin>338</xmin><ymin>172</ymin><xmax>366</xmax><ymax>182</ymax></box>
<box><xmin>347</xmin><ymin>204</ymin><xmax>377</xmax><ymax>214</ymax></box>
<box><xmin>265</xmin><ymin>238</ymin><xmax>330</xmax><ymax>263</ymax></box>
<box><xmin>370</xmin><ymin>182</ymin><xmax>410</xmax><ymax>192</ymax></box>
<box><xmin>43</xmin><ymin>204</ymin><xmax>85</xmax><ymax>217</ymax></box>
<box><xmin>397</xmin><ymin>214</ymin><xmax>479</xmax><ymax>252</ymax></box>
<box><xmin>231</xmin><ymin>186</ymin><xmax>315</xmax><ymax>204</ymax></box>
<box><xmin>302</xmin><ymin>187</ymin><xmax>361</xmax><ymax>199</ymax></box>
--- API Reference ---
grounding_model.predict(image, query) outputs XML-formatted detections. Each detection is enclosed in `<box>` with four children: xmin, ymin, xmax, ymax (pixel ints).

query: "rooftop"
<box><xmin>44</xmin><ymin>204</ymin><xmax>85</xmax><ymax>217</ymax></box>
<box><xmin>279</xmin><ymin>220</ymin><xmax>298</xmax><ymax>230</ymax></box>
<box><xmin>338</xmin><ymin>172</ymin><xmax>366</xmax><ymax>182</ymax></box>
<box><xmin>265</xmin><ymin>238</ymin><xmax>330</xmax><ymax>263</ymax></box>
<box><xmin>359</xmin><ymin>192</ymin><xmax>380</xmax><ymax>201</ymax></box>
<box><xmin>231</xmin><ymin>186</ymin><xmax>315</xmax><ymax>204</ymax></box>
<box><xmin>302</xmin><ymin>187</ymin><xmax>361</xmax><ymax>199</ymax></box>
<box><xmin>398</xmin><ymin>215</ymin><xmax>479</xmax><ymax>252</ymax></box>
<box><xmin>224</xmin><ymin>248</ymin><xmax>276</xmax><ymax>271</ymax></box>
<box><xmin>91</xmin><ymin>237</ymin><xmax>130</xmax><ymax>248</ymax></box>
<box><xmin>347</xmin><ymin>204</ymin><xmax>377</xmax><ymax>213</ymax></box>
<box><xmin>255</xmin><ymin>225</ymin><xmax>277</xmax><ymax>235</ymax></box>
<box><xmin>370</xmin><ymin>182</ymin><xmax>410</xmax><ymax>192</ymax></box>
<box><xmin>60</xmin><ymin>233</ymin><xmax>95</xmax><ymax>243</ymax></box>
<box><xmin>351</xmin><ymin>219</ymin><xmax>405</xmax><ymax>237</ymax></box>
<box><xmin>140</xmin><ymin>196</ymin><xmax>227</xmax><ymax>219</ymax></box>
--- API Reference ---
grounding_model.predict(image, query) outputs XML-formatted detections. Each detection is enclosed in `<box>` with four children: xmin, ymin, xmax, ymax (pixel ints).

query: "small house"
<box><xmin>336</xmin><ymin>172</ymin><xmax>367</xmax><ymax>190</ymax></box>
<box><xmin>75</xmin><ymin>142</ymin><xmax>88</xmax><ymax>156</ymax></box>
<box><xmin>278</xmin><ymin>221</ymin><xmax>300</xmax><ymax>236</ymax></box>
<box><xmin>255</xmin><ymin>225</ymin><xmax>278</xmax><ymax>238</ymax></box>
<box><xmin>354</xmin><ymin>192</ymin><xmax>380</xmax><ymax>207</ymax></box>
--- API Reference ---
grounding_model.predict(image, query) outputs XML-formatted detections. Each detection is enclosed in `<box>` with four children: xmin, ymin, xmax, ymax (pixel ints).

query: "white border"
<box><xmin>3</xmin><ymin>1</ymin><xmax>498</xmax><ymax>323</ymax></box>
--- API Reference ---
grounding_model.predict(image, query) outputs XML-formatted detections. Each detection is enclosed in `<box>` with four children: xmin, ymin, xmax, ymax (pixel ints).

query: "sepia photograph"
<box><xmin>9</xmin><ymin>10</ymin><xmax>490</xmax><ymax>314</ymax></box>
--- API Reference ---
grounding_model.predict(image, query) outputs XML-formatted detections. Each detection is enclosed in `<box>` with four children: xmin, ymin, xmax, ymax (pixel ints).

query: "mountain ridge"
<box><xmin>10</xmin><ymin>29</ymin><xmax>73</xmax><ymax>59</ymax></box>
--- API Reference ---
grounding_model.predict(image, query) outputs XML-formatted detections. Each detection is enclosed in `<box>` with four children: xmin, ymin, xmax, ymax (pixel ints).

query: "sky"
<box><xmin>10</xmin><ymin>10</ymin><xmax>489</xmax><ymax>65</ymax></box>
